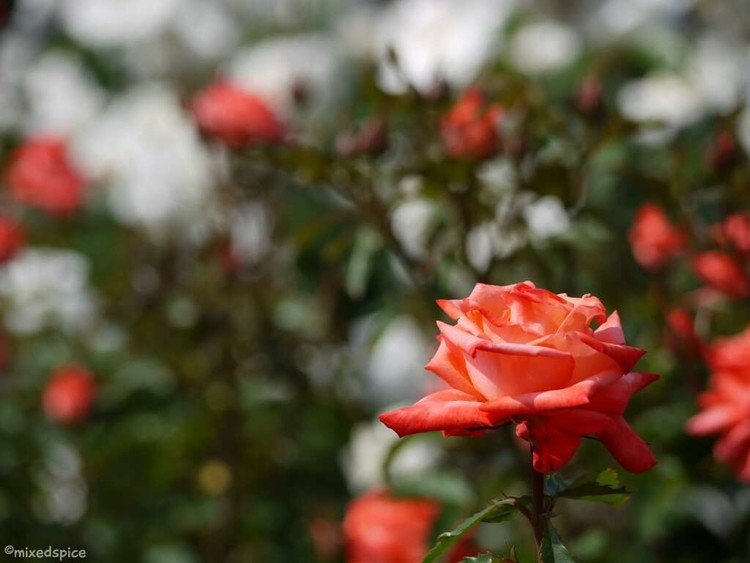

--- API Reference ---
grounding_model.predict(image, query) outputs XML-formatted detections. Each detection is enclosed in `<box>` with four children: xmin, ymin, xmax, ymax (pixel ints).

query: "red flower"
<box><xmin>43</xmin><ymin>364</ymin><xmax>96</xmax><ymax>424</ymax></box>
<box><xmin>692</xmin><ymin>251</ymin><xmax>750</xmax><ymax>298</ymax></box>
<box><xmin>711</xmin><ymin>212</ymin><xmax>750</xmax><ymax>254</ymax></box>
<box><xmin>4</xmin><ymin>137</ymin><xmax>86</xmax><ymax>216</ymax></box>
<box><xmin>665</xmin><ymin>308</ymin><xmax>702</xmax><ymax>359</ymax></box>
<box><xmin>191</xmin><ymin>81</ymin><xmax>285</xmax><ymax>148</ymax></box>
<box><xmin>441</xmin><ymin>89</ymin><xmax>502</xmax><ymax>160</ymax></box>
<box><xmin>0</xmin><ymin>216</ymin><xmax>24</xmax><ymax>264</ymax></box>
<box><xmin>687</xmin><ymin>328</ymin><xmax>750</xmax><ymax>481</ymax></box>
<box><xmin>380</xmin><ymin>282</ymin><xmax>658</xmax><ymax>473</ymax></box>
<box><xmin>628</xmin><ymin>203</ymin><xmax>687</xmax><ymax>271</ymax></box>
<box><xmin>343</xmin><ymin>489</ymin><xmax>439</xmax><ymax>563</ymax></box>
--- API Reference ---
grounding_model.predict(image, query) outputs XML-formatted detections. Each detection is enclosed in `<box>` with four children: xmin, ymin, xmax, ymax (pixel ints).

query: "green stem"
<box><xmin>530</xmin><ymin>450</ymin><xmax>546</xmax><ymax>562</ymax></box>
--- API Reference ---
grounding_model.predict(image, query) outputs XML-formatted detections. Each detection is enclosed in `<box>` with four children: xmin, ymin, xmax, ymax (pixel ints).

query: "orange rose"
<box><xmin>687</xmin><ymin>327</ymin><xmax>750</xmax><ymax>481</ymax></box>
<box><xmin>380</xmin><ymin>282</ymin><xmax>658</xmax><ymax>473</ymax></box>
<box><xmin>191</xmin><ymin>80</ymin><xmax>285</xmax><ymax>148</ymax></box>
<box><xmin>711</xmin><ymin>212</ymin><xmax>750</xmax><ymax>254</ymax></box>
<box><xmin>628</xmin><ymin>203</ymin><xmax>687</xmax><ymax>271</ymax></box>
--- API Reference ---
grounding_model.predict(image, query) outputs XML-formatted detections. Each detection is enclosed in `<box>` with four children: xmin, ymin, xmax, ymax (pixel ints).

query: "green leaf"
<box><xmin>423</xmin><ymin>498</ymin><xmax>520</xmax><ymax>563</ymax></box>
<box><xmin>557</xmin><ymin>468</ymin><xmax>632</xmax><ymax>506</ymax></box>
<box><xmin>461</xmin><ymin>554</ymin><xmax>505</xmax><ymax>563</ymax></box>
<box><xmin>540</xmin><ymin>523</ymin><xmax>575</xmax><ymax>563</ymax></box>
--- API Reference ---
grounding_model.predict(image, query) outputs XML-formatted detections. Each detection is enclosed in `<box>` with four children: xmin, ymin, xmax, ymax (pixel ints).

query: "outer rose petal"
<box><xmin>594</xmin><ymin>311</ymin><xmax>626</xmax><ymax>345</ymax></box>
<box><xmin>516</xmin><ymin>419</ymin><xmax>582</xmax><ymax>473</ymax></box>
<box><xmin>686</xmin><ymin>406</ymin><xmax>738</xmax><ymax>435</ymax></box>
<box><xmin>424</xmin><ymin>338</ymin><xmax>484</xmax><ymax>400</ymax></box>
<box><xmin>575</xmin><ymin>331</ymin><xmax>646</xmax><ymax>373</ymax></box>
<box><xmin>585</xmin><ymin>372</ymin><xmax>659</xmax><ymax>414</ymax></box>
<box><xmin>379</xmin><ymin>390</ymin><xmax>493</xmax><ymax>437</ymax></box>
<box><xmin>594</xmin><ymin>415</ymin><xmax>657</xmax><ymax>473</ymax></box>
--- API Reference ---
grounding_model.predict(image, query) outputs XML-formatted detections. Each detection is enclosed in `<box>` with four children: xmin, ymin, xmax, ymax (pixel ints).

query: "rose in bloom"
<box><xmin>686</xmin><ymin>327</ymin><xmax>750</xmax><ymax>481</ymax></box>
<box><xmin>712</xmin><ymin>212</ymin><xmax>750</xmax><ymax>254</ymax></box>
<box><xmin>191</xmin><ymin>81</ymin><xmax>285</xmax><ymax>148</ymax></box>
<box><xmin>441</xmin><ymin>88</ymin><xmax>502</xmax><ymax>160</ymax></box>
<box><xmin>343</xmin><ymin>489</ymin><xmax>477</xmax><ymax>563</ymax></box>
<box><xmin>380</xmin><ymin>282</ymin><xmax>658</xmax><ymax>473</ymax></box>
<box><xmin>43</xmin><ymin>364</ymin><xmax>96</xmax><ymax>424</ymax></box>
<box><xmin>4</xmin><ymin>137</ymin><xmax>86</xmax><ymax>216</ymax></box>
<box><xmin>628</xmin><ymin>203</ymin><xmax>687</xmax><ymax>271</ymax></box>
<box><xmin>0</xmin><ymin>216</ymin><xmax>24</xmax><ymax>264</ymax></box>
<box><xmin>692</xmin><ymin>251</ymin><xmax>750</xmax><ymax>299</ymax></box>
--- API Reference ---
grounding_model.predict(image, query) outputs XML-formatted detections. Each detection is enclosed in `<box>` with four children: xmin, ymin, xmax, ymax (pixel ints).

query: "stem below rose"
<box><xmin>530</xmin><ymin>449</ymin><xmax>546</xmax><ymax>562</ymax></box>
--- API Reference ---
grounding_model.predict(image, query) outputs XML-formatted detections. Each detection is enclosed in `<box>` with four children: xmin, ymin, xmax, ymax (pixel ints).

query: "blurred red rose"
<box><xmin>692</xmin><ymin>251</ymin><xmax>750</xmax><ymax>298</ymax></box>
<box><xmin>191</xmin><ymin>80</ymin><xmax>285</xmax><ymax>148</ymax></box>
<box><xmin>43</xmin><ymin>364</ymin><xmax>96</xmax><ymax>424</ymax></box>
<box><xmin>380</xmin><ymin>282</ymin><xmax>658</xmax><ymax>473</ymax></box>
<box><xmin>687</xmin><ymin>327</ymin><xmax>750</xmax><ymax>481</ymax></box>
<box><xmin>343</xmin><ymin>489</ymin><xmax>478</xmax><ymax>563</ymax></box>
<box><xmin>441</xmin><ymin>88</ymin><xmax>502</xmax><ymax>160</ymax></box>
<box><xmin>0</xmin><ymin>216</ymin><xmax>24</xmax><ymax>264</ymax></box>
<box><xmin>711</xmin><ymin>212</ymin><xmax>750</xmax><ymax>254</ymax></box>
<box><xmin>343</xmin><ymin>489</ymin><xmax>438</xmax><ymax>563</ymax></box>
<box><xmin>628</xmin><ymin>203</ymin><xmax>687</xmax><ymax>271</ymax></box>
<box><xmin>665</xmin><ymin>308</ymin><xmax>702</xmax><ymax>359</ymax></box>
<box><xmin>4</xmin><ymin>137</ymin><xmax>86</xmax><ymax>216</ymax></box>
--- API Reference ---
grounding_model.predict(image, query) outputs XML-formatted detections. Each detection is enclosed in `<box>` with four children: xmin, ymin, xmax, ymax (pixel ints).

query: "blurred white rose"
<box><xmin>523</xmin><ymin>196</ymin><xmax>571</xmax><ymax>240</ymax></box>
<box><xmin>58</xmin><ymin>0</ymin><xmax>179</xmax><ymax>48</ymax></box>
<box><xmin>22</xmin><ymin>50</ymin><xmax>104</xmax><ymax>136</ymax></box>
<box><xmin>376</xmin><ymin>0</ymin><xmax>514</xmax><ymax>94</ymax></box>
<box><xmin>227</xmin><ymin>34</ymin><xmax>345</xmax><ymax>118</ymax></box>
<box><xmin>617</xmin><ymin>73</ymin><xmax>705</xmax><ymax>127</ymax></box>
<box><xmin>72</xmin><ymin>83</ymin><xmax>215</xmax><ymax>234</ymax></box>
<box><xmin>510</xmin><ymin>21</ymin><xmax>581</xmax><ymax>75</ymax></box>
<box><xmin>0</xmin><ymin>248</ymin><xmax>98</xmax><ymax>335</ymax></box>
<box><xmin>341</xmin><ymin>418</ymin><xmax>441</xmax><ymax>493</ymax></box>
<box><xmin>229</xmin><ymin>202</ymin><xmax>273</xmax><ymax>265</ymax></box>
<box><xmin>390</xmin><ymin>198</ymin><xmax>437</xmax><ymax>260</ymax></box>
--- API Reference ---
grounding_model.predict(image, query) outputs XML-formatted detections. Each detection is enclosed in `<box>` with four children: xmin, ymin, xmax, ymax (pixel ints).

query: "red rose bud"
<box><xmin>380</xmin><ymin>282</ymin><xmax>658</xmax><ymax>474</ymax></box>
<box><xmin>628</xmin><ymin>203</ymin><xmax>687</xmax><ymax>271</ymax></box>
<box><xmin>43</xmin><ymin>364</ymin><xmax>96</xmax><ymax>424</ymax></box>
<box><xmin>335</xmin><ymin>118</ymin><xmax>388</xmax><ymax>157</ymax></box>
<box><xmin>686</xmin><ymin>327</ymin><xmax>750</xmax><ymax>482</ymax></box>
<box><xmin>4</xmin><ymin>137</ymin><xmax>86</xmax><ymax>216</ymax></box>
<box><xmin>711</xmin><ymin>212</ymin><xmax>750</xmax><ymax>254</ymax></box>
<box><xmin>666</xmin><ymin>308</ymin><xmax>702</xmax><ymax>359</ymax></box>
<box><xmin>441</xmin><ymin>88</ymin><xmax>502</xmax><ymax>160</ymax></box>
<box><xmin>574</xmin><ymin>75</ymin><xmax>603</xmax><ymax>115</ymax></box>
<box><xmin>191</xmin><ymin>80</ymin><xmax>285</xmax><ymax>148</ymax></box>
<box><xmin>0</xmin><ymin>216</ymin><xmax>24</xmax><ymax>264</ymax></box>
<box><xmin>693</xmin><ymin>251</ymin><xmax>750</xmax><ymax>299</ymax></box>
<box><xmin>707</xmin><ymin>131</ymin><xmax>740</xmax><ymax>172</ymax></box>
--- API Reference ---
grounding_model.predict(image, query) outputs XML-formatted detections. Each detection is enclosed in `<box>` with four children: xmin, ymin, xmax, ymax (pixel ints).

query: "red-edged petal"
<box><xmin>379</xmin><ymin>390</ymin><xmax>493</xmax><ymax>437</ymax></box>
<box><xmin>585</xmin><ymin>372</ymin><xmax>659</xmax><ymax>414</ymax></box>
<box><xmin>576</xmin><ymin>331</ymin><xmax>645</xmax><ymax>372</ymax></box>
<box><xmin>425</xmin><ymin>338</ymin><xmax>484</xmax><ymax>400</ymax></box>
<box><xmin>593</xmin><ymin>415</ymin><xmax>657</xmax><ymax>473</ymax></box>
<box><xmin>437</xmin><ymin>321</ymin><xmax>570</xmax><ymax>359</ymax></box>
<box><xmin>479</xmin><ymin>372</ymin><xmax>621</xmax><ymax>420</ymax></box>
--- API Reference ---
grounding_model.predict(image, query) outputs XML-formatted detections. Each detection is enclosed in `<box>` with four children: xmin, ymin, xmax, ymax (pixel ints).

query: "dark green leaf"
<box><xmin>541</xmin><ymin>523</ymin><xmax>575</xmax><ymax>563</ymax></box>
<box><xmin>423</xmin><ymin>498</ymin><xmax>520</xmax><ymax>563</ymax></box>
<box><xmin>556</xmin><ymin>468</ymin><xmax>632</xmax><ymax>506</ymax></box>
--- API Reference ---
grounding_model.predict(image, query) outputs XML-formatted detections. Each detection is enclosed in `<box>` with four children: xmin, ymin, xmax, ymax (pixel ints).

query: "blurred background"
<box><xmin>1</xmin><ymin>0</ymin><xmax>750</xmax><ymax>561</ymax></box>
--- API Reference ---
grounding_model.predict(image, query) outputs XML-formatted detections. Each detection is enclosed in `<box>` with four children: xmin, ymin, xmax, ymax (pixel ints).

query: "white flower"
<box><xmin>0</xmin><ymin>249</ymin><xmax>98</xmax><ymax>335</ymax></box>
<box><xmin>350</xmin><ymin>315</ymin><xmax>432</xmax><ymax>407</ymax></box>
<box><xmin>0</xmin><ymin>32</ymin><xmax>37</xmax><ymax>131</ymax></box>
<box><xmin>227</xmin><ymin>34</ymin><xmax>344</xmax><ymax>118</ymax></box>
<box><xmin>687</xmin><ymin>35</ymin><xmax>747</xmax><ymax>114</ymax></box>
<box><xmin>58</xmin><ymin>0</ymin><xmax>179</xmax><ymax>48</ymax></box>
<box><xmin>33</xmin><ymin>443</ymin><xmax>87</xmax><ymax>525</ymax></box>
<box><xmin>341</xmin><ymin>418</ymin><xmax>441</xmax><ymax>493</ymax></box>
<box><xmin>390</xmin><ymin>198</ymin><xmax>437</xmax><ymax>260</ymax></box>
<box><xmin>72</xmin><ymin>83</ymin><xmax>215</xmax><ymax>234</ymax></box>
<box><xmin>174</xmin><ymin>0</ymin><xmax>241</xmax><ymax>62</ymax></box>
<box><xmin>617</xmin><ymin>73</ymin><xmax>705</xmax><ymax>127</ymax></box>
<box><xmin>510</xmin><ymin>21</ymin><xmax>581</xmax><ymax>75</ymax></box>
<box><xmin>376</xmin><ymin>0</ymin><xmax>514</xmax><ymax>94</ymax></box>
<box><xmin>22</xmin><ymin>50</ymin><xmax>104</xmax><ymax>136</ymax></box>
<box><xmin>229</xmin><ymin>202</ymin><xmax>273</xmax><ymax>265</ymax></box>
<box><xmin>523</xmin><ymin>196</ymin><xmax>571</xmax><ymax>240</ymax></box>
<box><xmin>590</xmin><ymin>0</ymin><xmax>696</xmax><ymax>40</ymax></box>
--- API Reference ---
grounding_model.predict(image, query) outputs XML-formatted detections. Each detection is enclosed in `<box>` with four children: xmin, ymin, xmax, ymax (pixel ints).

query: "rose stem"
<box><xmin>530</xmin><ymin>448</ymin><xmax>546</xmax><ymax>562</ymax></box>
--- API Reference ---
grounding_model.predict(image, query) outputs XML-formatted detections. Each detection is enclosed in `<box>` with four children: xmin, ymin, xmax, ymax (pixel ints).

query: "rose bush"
<box><xmin>380</xmin><ymin>281</ymin><xmax>658</xmax><ymax>473</ymax></box>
